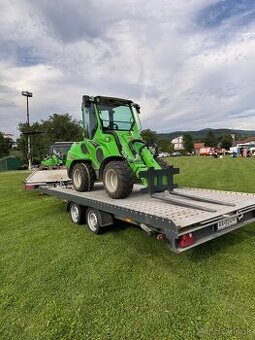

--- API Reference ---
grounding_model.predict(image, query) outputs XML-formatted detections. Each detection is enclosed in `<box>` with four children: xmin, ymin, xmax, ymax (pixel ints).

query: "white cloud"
<box><xmin>0</xmin><ymin>0</ymin><xmax>255</xmax><ymax>138</ymax></box>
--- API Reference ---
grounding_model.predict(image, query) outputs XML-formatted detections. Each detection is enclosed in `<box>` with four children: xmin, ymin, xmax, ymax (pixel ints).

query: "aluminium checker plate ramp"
<box><xmin>39</xmin><ymin>183</ymin><xmax>255</xmax><ymax>233</ymax></box>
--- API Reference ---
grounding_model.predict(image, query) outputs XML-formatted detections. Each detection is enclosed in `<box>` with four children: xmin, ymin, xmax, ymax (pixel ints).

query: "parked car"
<box><xmin>171</xmin><ymin>151</ymin><xmax>181</xmax><ymax>157</ymax></box>
<box><xmin>158</xmin><ymin>152</ymin><xmax>170</xmax><ymax>157</ymax></box>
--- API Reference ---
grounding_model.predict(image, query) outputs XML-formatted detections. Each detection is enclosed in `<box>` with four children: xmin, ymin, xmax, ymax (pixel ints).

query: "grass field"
<box><xmin>1</xmin><ymin>157</ymin><xmax>255</xmax><ymax>340</ymax></box>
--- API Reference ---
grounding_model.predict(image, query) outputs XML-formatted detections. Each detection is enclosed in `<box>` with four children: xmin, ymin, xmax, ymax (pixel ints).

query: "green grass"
<box><xmin>170</xmin><ymin>155</ymin><xmax>255</xmax><ymax>193</ymax></box>
<box><xmin>1</xmin><ymin>157</ymin><xmax>255</xmax><ymax>340</ymax></box>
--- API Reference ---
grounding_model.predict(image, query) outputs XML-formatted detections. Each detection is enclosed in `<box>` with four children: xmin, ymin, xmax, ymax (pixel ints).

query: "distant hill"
<box><xmin>158</xmin><ymin>128</ymin><xmax>255</xmax><ymax>141</ymax></box>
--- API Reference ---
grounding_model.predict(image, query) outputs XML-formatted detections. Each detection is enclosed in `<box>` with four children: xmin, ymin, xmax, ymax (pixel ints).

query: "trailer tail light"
<box><xmin>25</xmin><ymin>184</ymin><xmax>35</xmax><ymax>190</ymax></box>
<box><xmin>179</xmin><ymin>233</ymin><xmax>195</xmax><ymax>248</ymax></box>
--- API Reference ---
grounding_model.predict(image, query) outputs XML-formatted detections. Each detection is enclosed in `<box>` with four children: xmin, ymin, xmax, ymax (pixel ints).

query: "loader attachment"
<box><xmin>139</xmin><ymin>166</ymin><xmax>238</xmax><ymax>213</ymax></box>
<box><xmin>139</xmin><ymin>166</ymin><xmax>180</xmax><ymax>195</ymax></box>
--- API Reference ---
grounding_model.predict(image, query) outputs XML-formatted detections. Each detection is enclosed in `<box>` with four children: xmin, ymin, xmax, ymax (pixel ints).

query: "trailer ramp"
<box><xmin>25</xmin><ymin>168</ymin><xmax>71</xmax><ymax>189</ymax></box>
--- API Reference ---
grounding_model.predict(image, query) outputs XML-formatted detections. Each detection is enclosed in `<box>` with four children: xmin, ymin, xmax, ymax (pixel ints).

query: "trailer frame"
<box><xmin>39</xmin><ymin>183</ymin><xmax>255</xmax><ymax>253</ymax></box>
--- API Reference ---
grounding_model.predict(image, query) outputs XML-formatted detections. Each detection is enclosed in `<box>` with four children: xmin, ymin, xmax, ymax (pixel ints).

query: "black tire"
<box><xmin>103</xmin><ymin>161</ymin><xmax>134</xmax><ymax>199</ymax></box>
<box><xmin>86</xmin><ymin>208</ymin><xmax>101</xmax><ymax>234</ymax></box>
<box><xmin>69</xmin><ymin>202</ymin><xmax>85</xmax><ymax>225</ymax></box>
<box><xmin>155</xmin><ymin>157</ymin><xmax>169</xmax><ymax>169</ymax></box>
<box><xmin>71</xmin><ymin>162</ymin><xmax>96</xmax><ymax>192</ymax></box>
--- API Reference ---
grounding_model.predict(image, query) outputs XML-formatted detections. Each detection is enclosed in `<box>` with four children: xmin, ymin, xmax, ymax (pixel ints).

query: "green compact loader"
<box><xmin>42</xmin><ymin>142</ymin><xmax>73</xmax><ymax>167</ymax></box>
<box><xmin>66</xmin><ymin>95</ymin><xmax>179</xmax><ymax>198</ymax></box>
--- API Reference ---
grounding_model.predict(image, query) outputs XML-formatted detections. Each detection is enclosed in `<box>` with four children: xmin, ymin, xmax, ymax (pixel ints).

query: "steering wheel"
<box><xmin>146</xmin><ymin>142</ymin><xmax>159</xmax><ymax>158</ymax></box>
<box><xmin>107</xmin><ymin>123</ymin><xmax>118</xmax><ymax>129</ymax></box>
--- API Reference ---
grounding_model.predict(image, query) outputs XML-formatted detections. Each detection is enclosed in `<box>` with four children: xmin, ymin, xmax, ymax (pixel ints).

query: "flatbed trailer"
<box><xmin>40</xmin><ymin>183</ymin><xmax>255</xmax><ymax>253</ymax></box>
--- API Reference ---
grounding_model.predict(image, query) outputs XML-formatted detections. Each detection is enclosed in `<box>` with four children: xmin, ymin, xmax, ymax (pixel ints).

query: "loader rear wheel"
<box><xmin>103</xmin><ymin>161</ymin><xmax>133</xmax><ymax>199</ymax></box>
<box><xmin>71</xmin><ymin>162</ymin><xmax>95</xmax><ymax>192</ymax></box>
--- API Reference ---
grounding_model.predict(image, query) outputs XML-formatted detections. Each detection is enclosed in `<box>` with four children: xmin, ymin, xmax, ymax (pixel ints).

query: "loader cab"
<box><xmin>82</xmin><ymin>96</ymin><xmax>98</xmax><ymax>139</ymax></box>
<box><xmin>82</xmin><ymin>95</ymin><xmax>142</xmax><ymax>138</ymax></box>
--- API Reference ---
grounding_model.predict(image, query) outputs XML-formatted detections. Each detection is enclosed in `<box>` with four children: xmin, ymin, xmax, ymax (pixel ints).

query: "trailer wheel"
<box><xmin>103</xmin><ymin>161</ymin><xmax>133</xmax><ymax>199</ymax></box>
<box><xmin>86</xmin><ymin>208</ymin><xmax>101</xmax><ymax>234</ymax></box>
<box><xmin>69</xmin><ymin>202</ymin><xmax>85</xmax><ymax>224</ymax></box>
<box><xmin>71</xmin><ymin>162</ymin><xmax>95</xmax><ymax>192</ymax></box>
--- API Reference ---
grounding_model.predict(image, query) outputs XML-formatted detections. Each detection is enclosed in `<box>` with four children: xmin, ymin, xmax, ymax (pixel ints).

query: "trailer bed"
<box><xmin>40</xmin><ymin>184</ymin><xmax>255</xmax><ymax>252</ymax></box>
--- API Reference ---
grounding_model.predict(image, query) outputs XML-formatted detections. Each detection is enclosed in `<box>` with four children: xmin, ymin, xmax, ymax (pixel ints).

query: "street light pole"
<box><xmin>21</xmin><ymin>91</ymin><xmax>33</xmax><ymax>170</ymax></box>
<box><xmin>26</xmin><ymin>95</ymin><xmax>30</xmax><ymax>126</ymax></box>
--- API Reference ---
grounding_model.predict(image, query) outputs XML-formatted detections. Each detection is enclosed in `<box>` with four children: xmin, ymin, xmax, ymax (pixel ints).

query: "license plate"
<box><xmin>217</xmin><ymin>216</ymin><xmax>238</xmax><ymax>231</ymax></box>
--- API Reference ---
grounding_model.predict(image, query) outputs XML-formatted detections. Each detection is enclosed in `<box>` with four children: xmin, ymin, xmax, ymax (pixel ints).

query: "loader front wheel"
<box><xmin>71</xmin><ymin>162</ymin><xmax>95</xmax><ymax>192</ymax></box>
<box><xmin>103</xmin><ymin>161</ymin><xmax>133</xmax><ymax>199</ymax></box>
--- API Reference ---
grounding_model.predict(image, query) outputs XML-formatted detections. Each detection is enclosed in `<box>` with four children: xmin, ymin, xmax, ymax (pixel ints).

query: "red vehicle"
<box><xmin>199</xmin><ymin>147</ymin><xmax>214</xmax><ymax>156</ymax></box>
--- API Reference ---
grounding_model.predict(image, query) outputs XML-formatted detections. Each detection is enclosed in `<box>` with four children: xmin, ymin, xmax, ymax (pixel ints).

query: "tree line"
<box><xmin>0</xmin><ymin>115</ymin><xmax>77</xmax><ymax>161</ymax></box>
<box><xmin>141</xmin><ymin>129</ymin><xmax>234</xmax><ymax>154</ymax></box>
<box><xmin>0</xmin><ymin>133</ymin><xmax>13</xmax><ymax>158</ymax></box>
<box><xmin>14</xmin><ymin>113</ymin><xmax>82</xmax><ymax>164</ymax></box>
<box><xmin>1</xmin><ymin>113</ymin><xmax>234</xmax><ymax>164</ymax></box>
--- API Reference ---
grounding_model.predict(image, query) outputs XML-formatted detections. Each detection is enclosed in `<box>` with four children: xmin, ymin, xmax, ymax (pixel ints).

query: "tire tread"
<box><xmin>71</xmin><ymin>162</ymin><xmax>96</xmax><ymax>192</ymax></box>
<box><xmin>103</xmin><ymin>160</ymin><xmax>134</xmax><ymax>199</ymax></box>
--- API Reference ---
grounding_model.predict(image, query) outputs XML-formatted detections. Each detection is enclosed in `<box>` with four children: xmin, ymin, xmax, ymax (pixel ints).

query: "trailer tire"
<box><xmin>103</xmin><ymin>161</ymin><xmax>133</xmax><ymax>199</ymax></box>
<box><xmin>86</xmin><ymin>208</ymin><xmax>101</xmax><ymax>234</ymax></box>
<box><xmin>69</xmin><ymin>202</ymin><xmax>85</xmax><ymax>225</ymax></box>
<box><xmin>71</xmin><ymin>162</ymin><xmax>95</xmax><ymax>192</ymax></box>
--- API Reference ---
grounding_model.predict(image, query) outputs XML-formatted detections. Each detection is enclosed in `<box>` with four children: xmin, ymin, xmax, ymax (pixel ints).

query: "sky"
<box><xmin>0</xmin><ymin>0</ymin><xmax>255</xmax><ymax>138</ymax></box>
